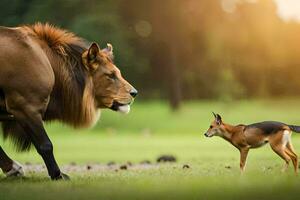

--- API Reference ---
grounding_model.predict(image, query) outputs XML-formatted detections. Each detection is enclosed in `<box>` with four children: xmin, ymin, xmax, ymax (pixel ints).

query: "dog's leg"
<box><xmin>239</xmin><ymin>148</ymin><xmax>249</xmax><ymax>172</ymax></box>
<box><xmin>285</xmin><ymin>142</ymin><xmax>298</xmax><ymax>174</ymax></box>
<box><xmin>270</xmin><ymin>139</ymin><xmax>291</xmax><ymax>172</ymax></box>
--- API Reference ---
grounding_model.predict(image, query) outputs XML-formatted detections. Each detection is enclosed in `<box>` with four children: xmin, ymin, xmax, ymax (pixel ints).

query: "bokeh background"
<box><xmin>2</xmin><ymin>1</ymin><xmax>300</xmax><ymax>199</ymax></box>
<box><xmin>2</xmin><ymin>0</ymin><xmax>300</xmax><ymax>109</ymax></box>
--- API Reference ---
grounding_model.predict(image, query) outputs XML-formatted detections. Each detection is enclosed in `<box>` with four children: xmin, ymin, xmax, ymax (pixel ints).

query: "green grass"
<box><xmin>1</xmin><ymin>99</ymin><xmax>300</xmax><ymax>200</ymax></box>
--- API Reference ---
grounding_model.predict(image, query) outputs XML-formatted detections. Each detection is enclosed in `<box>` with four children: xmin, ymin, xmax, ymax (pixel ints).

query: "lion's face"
<box><xmin>82</xmin><ymin>43</ymin><xmax>137</xmax><ymax>114</ymax></box>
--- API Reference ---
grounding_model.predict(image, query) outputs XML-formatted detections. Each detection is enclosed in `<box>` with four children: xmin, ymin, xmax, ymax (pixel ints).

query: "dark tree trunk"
<box><xmin>167</xmin><ymin>44</ymin><xmax>182</xmax><ymax>110</ymax></box>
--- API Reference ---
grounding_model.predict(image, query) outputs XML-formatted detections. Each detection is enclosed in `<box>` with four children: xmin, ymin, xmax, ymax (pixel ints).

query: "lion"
<box><xmin>0</xmin><ymin>23</ymin><xmax>137</xmax><ymax>180</ymax></box>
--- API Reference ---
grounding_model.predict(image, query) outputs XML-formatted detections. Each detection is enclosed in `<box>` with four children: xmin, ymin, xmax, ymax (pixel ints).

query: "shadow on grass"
<box><xmin>0</xmin><ymin>175</ymin><xmax>50</xmax><ymax>183</ymax></box>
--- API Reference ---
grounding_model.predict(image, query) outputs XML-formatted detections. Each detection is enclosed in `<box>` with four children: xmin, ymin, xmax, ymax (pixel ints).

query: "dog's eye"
<box><xmin>210</xmin><ymin>125</ymin><xmax>213</xmax><ymax>129</ymax></box>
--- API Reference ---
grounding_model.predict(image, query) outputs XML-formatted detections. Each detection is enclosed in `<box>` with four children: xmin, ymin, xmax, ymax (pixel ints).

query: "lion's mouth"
<box><xmin>110</xmin><ymin>101</ymin><xmax>131</xmax><ymax>114</ymax></box>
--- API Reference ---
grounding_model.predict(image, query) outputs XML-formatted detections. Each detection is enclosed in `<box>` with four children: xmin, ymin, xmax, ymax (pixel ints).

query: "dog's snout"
<box><xmin>204</xmin><ymin>133</ymin><xmax>208</xmax><ymax>137</ymax></box>
<box><xmin>130</xmin><ymin>88</ymin><xmax>138</xmax><ymax>98</ymax></box>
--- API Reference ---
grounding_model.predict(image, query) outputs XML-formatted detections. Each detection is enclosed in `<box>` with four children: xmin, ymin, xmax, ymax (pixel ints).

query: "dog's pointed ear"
<box><xmin>212</xmin><ymin>112</ymin><xmax>217</xmax><ymax>118</ymax></box>
<box><xmin>88</xmin><ymin>42</ymin><xmax>100</xmax><ymax>62</ymax></box>
<box><xmin>215</xmin><ymin>114</ymin><xmax>222</xmax><ymax>125</ymax></box>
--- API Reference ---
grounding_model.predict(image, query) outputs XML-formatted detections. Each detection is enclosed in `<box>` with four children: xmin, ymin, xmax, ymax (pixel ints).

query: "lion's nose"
<box><xmin>130</xmin><ymin>88</ymin><xmax>138</xmax><ymax>97</ymax></box>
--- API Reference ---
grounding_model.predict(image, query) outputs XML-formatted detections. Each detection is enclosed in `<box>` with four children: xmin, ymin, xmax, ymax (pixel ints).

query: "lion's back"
<box><xmin>0</xmin><ymin>26</ymin><xmax>54</xmax><ymax>90</ymax></box>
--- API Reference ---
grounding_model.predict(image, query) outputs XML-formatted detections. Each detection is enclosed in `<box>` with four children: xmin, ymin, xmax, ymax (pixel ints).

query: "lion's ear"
<box><xmin>88</xmin><ymin>42</ymin><xmax>99</xmax><ymax>62</ymax></box>
<box><xmin>106</xmin><ymin>43</ymin><xmax>113</xmax><ymax>53</ymax></box>
<box><xmin>103</xmin><ymin>43</ymin><xmax>114</xmax><ymax>59</ymax></box>
<box><xmin>82</xmin><ymin>42</ymin><xmax>100</xmax><ymax>72</ymax></box>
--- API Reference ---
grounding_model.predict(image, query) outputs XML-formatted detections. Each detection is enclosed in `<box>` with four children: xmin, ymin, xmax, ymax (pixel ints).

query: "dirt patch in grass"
<box><xmin>23</xmin><ymin>162</ymin><xmax>161</xmax><ymax>174</ymax></box>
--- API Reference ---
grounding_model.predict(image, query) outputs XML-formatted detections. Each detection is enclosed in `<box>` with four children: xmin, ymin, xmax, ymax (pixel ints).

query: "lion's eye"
<box><xmin>107</xmin><ymin>73</ymin><xmax>116</xmax><ymax>80</ymax></box>
<box><xmin>210</xmin><ymin>125</ymin><xmax>213</xmax><ymax>129</ymax></box>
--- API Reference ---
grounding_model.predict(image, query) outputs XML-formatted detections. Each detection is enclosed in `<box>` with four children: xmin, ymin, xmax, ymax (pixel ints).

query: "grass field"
<box><xmin>1</xmin><ymin>99</ymin><xmax>300</xmax><ymax>200</ymax></box>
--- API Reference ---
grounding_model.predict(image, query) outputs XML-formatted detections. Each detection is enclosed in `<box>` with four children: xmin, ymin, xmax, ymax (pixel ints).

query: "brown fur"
<box><xmin>23</xmin><ymin>23</ymin><xmax>98</xmax><ymax>127</ymax></box>
<box><xmin>0</xmin><ymin>23</ymin><xmax>136</xmax><ymax>151</ymax></box>
<box><xmin>205</xmin><ymin>114</ymin><xmax>299</xmax><ymax>174</ymax></box>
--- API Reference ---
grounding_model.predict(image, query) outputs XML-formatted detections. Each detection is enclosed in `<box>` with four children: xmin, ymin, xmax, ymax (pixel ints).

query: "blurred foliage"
<box><xmin>215</xmin><ymin>68</ymin><xmax>246</xmax><ymax>101</ymax></box>
<box><xmin>1</xmin><ymin>0</ymin><xmax>300</xmax><ymax>103</ymax></box>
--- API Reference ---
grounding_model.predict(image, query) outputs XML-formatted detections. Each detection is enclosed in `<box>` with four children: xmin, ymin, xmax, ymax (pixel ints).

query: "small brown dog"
<box><xmin>204</xmin><ymin>112</ymin><xmax>299</xmax><ymax>173</ymax></box>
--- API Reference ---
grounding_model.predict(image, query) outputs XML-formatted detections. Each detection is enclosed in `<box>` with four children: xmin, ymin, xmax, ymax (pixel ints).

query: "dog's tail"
<box><xmin>288</xmin><ymin>125</ymin><xmax>300</xmax><ymax>133</ymax></box>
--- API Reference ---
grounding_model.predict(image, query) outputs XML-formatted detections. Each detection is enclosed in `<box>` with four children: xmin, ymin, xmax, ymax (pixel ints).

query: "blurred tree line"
<box><xmin>1</xmin><ymin>0</ymin><xmax>300</xmax><ymax>109</ymax></box>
